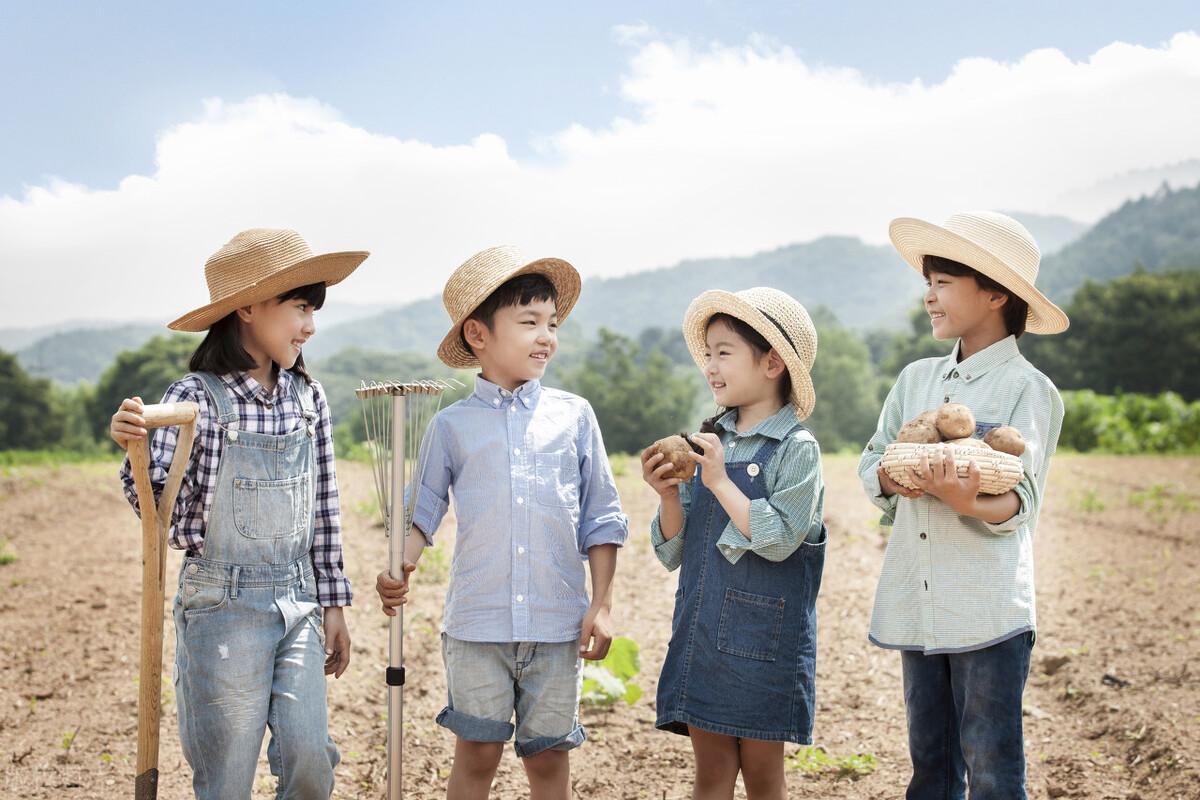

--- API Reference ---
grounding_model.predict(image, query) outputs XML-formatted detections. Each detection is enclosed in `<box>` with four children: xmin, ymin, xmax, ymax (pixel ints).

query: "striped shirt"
<box><xmin>858</xmin><ymin>336</ymin><xmax>1062</xmax><ymax>654</ymax></box>
<box><xmin>412</xmin><ymin>376</ymin><xmax>628</xmax><ymax>643</ymax></box>
<box><xmin>118</xmin><ymin>370</ymin><xmax>351</xmax><ymax>607</ymax></box>
<box><xmin>651</xmin><ymin>403</ymin><xmax>825</xmax><ymax>569</ymax></box>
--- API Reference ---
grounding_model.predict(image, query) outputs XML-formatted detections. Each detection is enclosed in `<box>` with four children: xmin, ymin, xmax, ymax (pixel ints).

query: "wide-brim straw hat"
<box><xmin>682</xmin><ymin>287</ymin><xmax>818</xmax><ymax>421</ymax></box>
<box><xmin>168</xmin><ymin>228</ymin><xmax>368</xmax><ymax>332</ymax></box>
<box><xmin>437</xmin><ymin>245</ymin><xmax>581</xmax><ymax>369</ymax></box>
<box><xmin>889</xmin><ymin>211</ymin><xmax>1069</xmax><ymax>334</ymax></box>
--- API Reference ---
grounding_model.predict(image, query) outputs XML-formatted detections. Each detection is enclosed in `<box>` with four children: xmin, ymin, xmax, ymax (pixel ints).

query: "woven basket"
<box><xmin>881</xmin><ymin>442</ymin><xmax>1024</xmax><ymax>495</ymax></box>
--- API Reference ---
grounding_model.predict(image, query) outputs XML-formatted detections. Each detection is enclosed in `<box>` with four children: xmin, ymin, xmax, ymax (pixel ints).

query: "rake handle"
<box><xmin>129</xmin><ymin>401</ymin><xmax>199</xmax><ymax>800</ymax></box>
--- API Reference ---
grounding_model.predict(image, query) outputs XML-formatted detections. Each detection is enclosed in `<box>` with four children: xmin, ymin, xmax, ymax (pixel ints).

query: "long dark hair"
<box><xmin>188</xmin><ymin>282</ymin><xmax>326</xmax><ymax>383</ymax></box>
<box><xmin>922</xmin><ymin>254</ymin><xmax>1028</xmax><ymax>338</ymax></box>
<box><xmin>698</xmin><ymin>313</ymin><xmax>793</xmax><ymax>434</ymax></box>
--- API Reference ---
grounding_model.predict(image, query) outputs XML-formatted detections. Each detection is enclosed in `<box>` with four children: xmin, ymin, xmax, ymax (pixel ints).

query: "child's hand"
<box><xmin>110</xmin><ymin>397</ymin><xmax>147</xmax><ymax>450</ymax></box>
<box><xmin>322</xmin><ymin>606</ymin><xmax>351</xmax><ymax>678</ymax></box>
<box><xmin>905</xmin><ymin>444</ymin><xmax>981</xmax><ymax>514</ymax></box>
<box><xmin>878</xmin><ymin>465</ymin><xmax>925</xmax><ymax>499</ymax></box>
<box><xmin>375</xmin><ymin>564</ymin><xmax>417</xmax><ymax>617</ymax></box>
<box><xmin>578</xmin><ymin>604</ymin><xmax>613</xmax><ymax>661</ymax></box>
<box><xmin>640</xmin><ymin>448</ymin><xmax>683</xmax><ymax>498</ymax></box>
<box><xmin>687</xmin><ymin>432</ymin><xmax>728</xmax><ymax>490</ymax></box>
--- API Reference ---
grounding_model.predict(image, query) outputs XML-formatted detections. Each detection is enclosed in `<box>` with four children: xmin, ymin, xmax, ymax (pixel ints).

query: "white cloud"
<box><xmin>3</xmin><ymin>32</ymin><xmax>1200</xmax><ymax>327</ymax></box>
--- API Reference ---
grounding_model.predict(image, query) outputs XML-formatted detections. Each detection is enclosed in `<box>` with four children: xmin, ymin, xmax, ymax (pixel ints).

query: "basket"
<box><xmin>880</xmin><ymin>442</ymin><xmax>1024</xmax><ymax>495</ymax></box>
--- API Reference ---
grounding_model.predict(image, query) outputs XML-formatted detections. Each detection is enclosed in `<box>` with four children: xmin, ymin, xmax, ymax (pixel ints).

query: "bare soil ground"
<box><xmin>1</xmin><ymin>454</ymin><xmax>1197</xmax><ymax>799</ymax></box>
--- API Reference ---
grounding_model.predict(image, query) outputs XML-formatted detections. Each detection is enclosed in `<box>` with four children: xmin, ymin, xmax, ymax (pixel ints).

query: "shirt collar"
<box><xmin>945</xmin><ymin>336</ymin><xmax>1021</xmax><ymax>382</ymax></box>
<box><xmin>715</xmin><ymin>403</ymin><xmax>798</xmax><ymax>440</ymax></box>
<box><xmin>472</xmin><ymin>374</ymin><xmax>542</xmax><ymax>408</ymax></box>
<box><xmin>223</xmin><ymin>369</ymin><xmax>289</xmax><ymax>403</ymax></box>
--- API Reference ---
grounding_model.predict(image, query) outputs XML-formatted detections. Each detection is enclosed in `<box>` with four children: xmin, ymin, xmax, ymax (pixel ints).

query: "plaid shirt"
<box><xmin>119</xmin><ymin>370</ymin><xmax>351</xmax><ymax>606</ymax></box>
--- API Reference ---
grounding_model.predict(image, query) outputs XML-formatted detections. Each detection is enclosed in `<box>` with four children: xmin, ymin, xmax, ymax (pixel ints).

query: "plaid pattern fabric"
<box><xmin>858</xmin><ymin>336</ymin><xmax>1063</xmax><ymax>654</ymax></box>
<box><xmin>650</xmin><ymin>403</ymin><xmax>825</xmax><ymax>569</ymax></box>
<box><xmin>119</xmin><ymin>369</ymin><xmax>351</xmax><ymax>606</ymax></box>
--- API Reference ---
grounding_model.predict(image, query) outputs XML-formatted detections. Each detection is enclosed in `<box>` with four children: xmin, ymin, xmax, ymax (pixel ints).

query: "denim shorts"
<box><xmin>436</xmin><ymin>634</ymin><xmax>586</xmax><ymax>757</ymax></box>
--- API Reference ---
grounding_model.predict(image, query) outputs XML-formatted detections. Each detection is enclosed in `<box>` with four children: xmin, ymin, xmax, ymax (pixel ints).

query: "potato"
<box><xmin>897</xmin><ymin>420</ymin><xmax>940</xmax><ymax>444</ymax></box>
<box><xmin>914</xmin><ymin>410</ymin><xmax>938</xmax><ymax>429</ymax></box>
<box><xmin>984</xmin><ymin>426</ymin><xmax>1026</xmax><ymax>456</ymax></box>
<box><xmin>649</xmin><ymin>434</ymin><xmax>698</xmax><ymax>481</ymax></box>
<box><xmin>946</xmin><ymin>437</ymin><xmax>990</xmax><ymax>448</ymax></box>
<box><xmin>936</xmin><ymin>403</ymin><xmax>976</xmax><ymax>440</ymax></box>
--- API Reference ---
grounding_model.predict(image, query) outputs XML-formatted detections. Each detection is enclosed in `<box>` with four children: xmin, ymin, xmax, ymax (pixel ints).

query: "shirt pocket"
<box><xmin>233</xmin><ymin>474</ymin><xmax>310</xmax><ymax>539</ymax></box>
<box><xmin>534</xmin><ymin>452</ymin><xmax>580</xmax><ymax>509</ymax></box>
<box><xmin>716</xmin><ymin>588</ymin><xmax>786</xmax><ymax>662</ymax></box>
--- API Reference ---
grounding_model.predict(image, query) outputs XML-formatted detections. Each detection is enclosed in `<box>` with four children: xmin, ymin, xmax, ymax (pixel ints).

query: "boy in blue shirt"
<box><xmin>376</xmin><ymin>245</ymin><xmax>628</xmax><ymax>799</ymax></box>
<box><xmin>859</xmin><ymin>212</ymin><xmax>1069</xmax><ymax>799</ymax></box>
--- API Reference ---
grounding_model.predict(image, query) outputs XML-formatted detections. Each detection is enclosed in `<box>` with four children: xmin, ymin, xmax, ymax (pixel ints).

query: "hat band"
<box><xmin>757</xmin><ymin>308</ymin><xmax>800</xmax><ymax>357</ymax></box>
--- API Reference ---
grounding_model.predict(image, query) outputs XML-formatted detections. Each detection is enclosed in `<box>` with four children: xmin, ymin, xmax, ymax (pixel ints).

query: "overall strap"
<box><xmin>747</xmin><ymin>422</ymin><xmax>809</xmax><ymax>470</ymax></box>
<box><xmin>192</xmin><ymin>372</ymin><xmax>239</xmax><ymax>428</ymax></box>
<box><xmin>288</xmin><ymin>372</ymin><xmax>318</xmax><ymax>424</ymax></box>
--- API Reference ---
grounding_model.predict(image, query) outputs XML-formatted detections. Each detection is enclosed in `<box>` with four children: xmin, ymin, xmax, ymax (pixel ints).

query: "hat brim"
<box><xmin>167</xmin><ymin>251</ymin><xmax>368</xmax><ymax>332</ymax></box>
<box><xmin>889</xmin><ymin>218</ymin><xmax>1069</xmax><ymax>335</ymax></box>
<box><xmin>682</xmin><ymin>290</ymin><xmax>817</xmax><ymax>421</ymax></box>
<box><xmin>436</xmin><ymin>257</ymin><xmax>582</xmax><ymax>369</ymax></box>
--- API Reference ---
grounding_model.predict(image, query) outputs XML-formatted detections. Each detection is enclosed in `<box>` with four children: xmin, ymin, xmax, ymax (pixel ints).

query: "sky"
<box><xmin>2</xmin><ymin>2</ymin><xmax>1199</xmax><ymax>327</ymax></box>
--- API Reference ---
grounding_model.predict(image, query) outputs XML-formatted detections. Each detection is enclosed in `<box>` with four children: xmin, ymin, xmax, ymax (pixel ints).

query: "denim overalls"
<box><xmin>656</xmin><ymin>425</ymin><xmax>827</xmax><ymax>743</ymax></box>
<box><xmin>171</xmin><ymin>371</ymin><xmax>339</xmax><ymax>799</ymax></box>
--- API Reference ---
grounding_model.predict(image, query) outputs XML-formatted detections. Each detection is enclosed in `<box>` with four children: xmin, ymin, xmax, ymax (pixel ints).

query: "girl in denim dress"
<box><xmin>110</xmin><ymin>229</ymin><xmax>366</xmax><ymax>799</ymax></box>
<box><xmin>641</xmin><ymin>288</ymin><xmax>827</xmax><ymax>799</ymax></box>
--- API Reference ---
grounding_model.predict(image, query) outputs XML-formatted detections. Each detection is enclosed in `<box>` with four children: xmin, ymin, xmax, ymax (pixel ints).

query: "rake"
<box><xmin>355</xmin><ymin>378</ymin><xmax>460</xmax><ymax>800</ymax></box>
<box><xmin>126</xmin><ymin>401</ymin><xmax>200</xmax><ymax>800</ymax></box>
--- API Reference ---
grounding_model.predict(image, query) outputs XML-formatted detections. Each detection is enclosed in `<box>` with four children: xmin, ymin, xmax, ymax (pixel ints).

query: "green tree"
<box><xmin>562</xmin><ymin>328</ymin><xmax>699</xmax><ymax>454</ymax></box>
<box><xmin>90</xmin><ymin>335</ymin><xmax>196</xmax><ymax>444</ymax></box>
<box><xmin>806</xmin><ymin>322</ymin><xmax>889</xmax><ymax>452</ymax></box>
<box><xmin>0</xmin><ymin>350</ymin><xmax>65</xmax><ymax>449</ymax></box>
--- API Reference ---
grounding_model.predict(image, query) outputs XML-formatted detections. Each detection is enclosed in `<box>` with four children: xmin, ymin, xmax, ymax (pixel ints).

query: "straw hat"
<box><xmin>168</xmin><ymin>229</ymin><xmax>368</xmax><ymax>332</ymax></box>
<box><xmin>436</xmin><ymin>245</ymin><xmax>581</xmax><ymax>368</ymax></box>
<box><xmin>889</xmin><ymin>211</ymin><xmax>1069</xmax><ymax>334</ymax></box>
<box><xmin>682</xmin><ymin>287</ymin><xmax>818</xmax><ymax>421</ymax></box>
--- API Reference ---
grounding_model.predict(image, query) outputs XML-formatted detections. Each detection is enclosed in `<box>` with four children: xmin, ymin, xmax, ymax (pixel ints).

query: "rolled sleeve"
<box><xmin>859</xmin><ymin>371</ymin><xmax>907</xmax><ymax>526</ymax></box>
<box><xmin>982</xmin><ymin>378</ymin><xmax>1060</xmax><ymax>536</ymax></box>
<box><xmin>650</xmin><ymin>482</ymin><xmax>690</xmax><ymax>572</ymax></box>
<box><xmin>576</xmin><ymin>402</ymin><xmax>629</xmax><ymax>554</ymax></box>
<box><xmin>716</xmin><ymin>437</ymin><xmax>824</xmax><ymax>564</ymax></box>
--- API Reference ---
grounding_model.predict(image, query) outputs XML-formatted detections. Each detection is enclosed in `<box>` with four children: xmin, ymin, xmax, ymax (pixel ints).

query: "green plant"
<box><xmin>0</xmin><ymin>539</ymin><xmax>15</xmax><ymax>566</ymax></box>
<box><xmin>581</xmin><ymin>636</ymin><xmax>642</xmax><ymax>706</ymax></box>
<box><xmin>786</xmin><ymin>745</ymin><xmax>877</xmax><ymax>779</ymax></box>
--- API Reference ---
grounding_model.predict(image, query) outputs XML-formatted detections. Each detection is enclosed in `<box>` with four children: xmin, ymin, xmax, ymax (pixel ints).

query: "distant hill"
<box><xmin>17</xmin><ymin>324</ymin><xmax>176</xmax><ymax>384</ymax></box>
<box><xmin>1004</xmin><ymin>212</ymin><xmax>1088</xmax><ymax>256</ymax></box>
<box><xmin>1040</xmin><ymin>180</ymin><xmax>1200</xmax><ymax>301</ymax></box>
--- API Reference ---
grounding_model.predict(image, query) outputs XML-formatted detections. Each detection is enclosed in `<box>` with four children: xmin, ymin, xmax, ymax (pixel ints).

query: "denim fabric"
<box><xmin>656</xmin><ymin>425</ymin><xmax>827</xmax><ymax>743</ymax></box>
<box><xmin>171</xmin><ymin>371</ymin><xmax>338</xmax><ymax>799</ymax></box>
<box><xmin>901</xmin><ymin>631</ymin><xmax>1034</xmax><ymax>800</ymax></box>
<box><xmin>436</xmin><ymin>634</ymin><xmax>585</xmax><ymax>758</ymax></box>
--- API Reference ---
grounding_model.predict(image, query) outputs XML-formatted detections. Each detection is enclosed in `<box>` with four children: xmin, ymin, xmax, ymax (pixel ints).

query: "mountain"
<box><xmin>17</xmin><ymin>324</ymin><xmax>178</xmax><ymax>384</ymax></box>
<box><xmin>1055</xmin><ymin>159</ymin><xmax>1200</xmax><ymax>222</ymax></box>
<box><xmin>1004</xmin><ymin>212</ymin><xmax>1088</xmax><ymax>256</ymax></box>
<box><xmin>1040</xmin><ymin>180</ymin><xmax>1200</xmax><ymax>301</ymax></box>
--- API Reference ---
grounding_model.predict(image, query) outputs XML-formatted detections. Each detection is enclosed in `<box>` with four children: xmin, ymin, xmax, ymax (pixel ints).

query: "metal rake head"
<box><xmin>356</xmin><ymin>378</ymin><xmax>462</xmax><ymax>536</ymax></box>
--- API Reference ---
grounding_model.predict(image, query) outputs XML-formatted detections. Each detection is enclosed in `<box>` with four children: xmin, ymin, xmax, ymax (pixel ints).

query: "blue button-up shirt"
<box><xmin>413</xmin><ymin>376</ymin><xmax>628</xmax><ymax>643</ymax></box>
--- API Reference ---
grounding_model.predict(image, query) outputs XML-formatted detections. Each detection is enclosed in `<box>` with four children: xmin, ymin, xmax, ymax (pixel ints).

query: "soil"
<box><xmin>1</xmin><ymin>454</ymin><xmax>1196</xmax><ymax>798</ymax></box>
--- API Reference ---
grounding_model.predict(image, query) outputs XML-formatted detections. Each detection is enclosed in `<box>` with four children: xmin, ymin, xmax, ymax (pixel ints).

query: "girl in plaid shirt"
<box><xmin>110</xmin><ymin>229</ymin><xmax>367</xmax><ymax>799</ymax></box>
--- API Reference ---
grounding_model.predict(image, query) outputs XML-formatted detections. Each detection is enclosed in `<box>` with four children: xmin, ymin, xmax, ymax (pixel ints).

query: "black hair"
<box><xmin>459</xmin><ymin>273</ymin><xmax>559</xmax><ymax>354</ymax></box>
<box><xmin>188</xmin><ymin>282</ymin><xmax>326</xmax><ymax>383</ymax></box>
<box><xmin>921</xmin><ymin>254</ymin><xmax>1028</xmax><ymax>338</ymax></box>
<box><xmin>699</xmin><ymin>313</ymin><xmax>793</xmax><ymax>434</ymax></box>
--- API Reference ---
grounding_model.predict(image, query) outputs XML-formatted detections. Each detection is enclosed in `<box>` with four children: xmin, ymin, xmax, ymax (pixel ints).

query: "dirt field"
<box><xmin>1</xmin><ymin>454</ymin><xmax>1197</xmax><ymax>799</ymax></box>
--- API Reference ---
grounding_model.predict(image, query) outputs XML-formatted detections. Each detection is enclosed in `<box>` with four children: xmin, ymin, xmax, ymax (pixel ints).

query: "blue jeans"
<box><xmin>901</xmin><ymin>631</ymin><xmax>1034</xmax><ymax>800</ymax></box>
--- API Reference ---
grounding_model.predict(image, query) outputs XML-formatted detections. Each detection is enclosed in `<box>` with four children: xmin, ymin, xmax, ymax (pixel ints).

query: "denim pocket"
<box><xmin>534</xmin><ymin>452</ymin><xmax>579</xmax><ymax>508</ymax></box>
<box><xmin>232</xmin><ymin>474</ymin><xmax>310</xmax><ymax>539</ymax></box>
<box><xmin>181</xmin><ymin>580</ymin><xmax>228</xmax><ymax>616</ymax></box>
<box><xmin>716</xmin><ymin>588</ymin><xmax>785</xmax><ymax>662</ymax></box>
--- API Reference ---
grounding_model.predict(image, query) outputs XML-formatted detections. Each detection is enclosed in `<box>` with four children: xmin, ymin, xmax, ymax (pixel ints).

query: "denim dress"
<box><xmin>656</xmin><ymin>426</ymin><xmax>826</xmax><ymax>743</ymax></box>
<box><xmin>171</xmin><ymin>371</ymin><xmax>339</xmax><ymax>799</ymax></box>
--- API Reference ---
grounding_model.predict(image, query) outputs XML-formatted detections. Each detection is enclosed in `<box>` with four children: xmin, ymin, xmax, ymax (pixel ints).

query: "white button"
<box><xmin>227</xmin><ymin>429</ymin><xmax>238</xmax><ymax>442</ymax></box>
<box><xmin>187</xmin><ymin>563</ymin><xmax>199</xmax><ymax>574</ymax></box>
<box><xmin>517</xmin><ymin>497</ymin><xmax>524</xmax><ymax>505</ymax></box>
<box><xmin>728</xmin><ymin>441</ymin><xmax>735</xmax><ymax>449</ymax></box>
<box><xmin>509</xmin><ymin>405</ymin><xmax>516</xmax><ymax>413</ymax></box>
<box><xmin>516</xmin><ymin>594</ymin><xmax>524</xmax><ymax>603</ymax></box>
<box><xmin>518</xmin><ymin>546</ymin><xmax>526</xmax><ymax>554</ymax></box>
<box><xmin>747</xmin><ymin>463</ymin><xmax>761</xmax><ymax>477</ymax></box>
<box><xmin>513</xmin><ymin>448</ymin><xmax>521</xmax><ymax>456</ymax></box>
<box><xmin>493</xmin><ymin>398</ymin><xmax>500</xmax><ymax>406</ymax></box>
